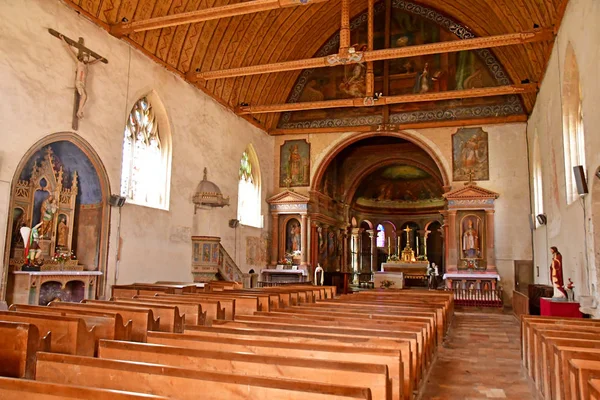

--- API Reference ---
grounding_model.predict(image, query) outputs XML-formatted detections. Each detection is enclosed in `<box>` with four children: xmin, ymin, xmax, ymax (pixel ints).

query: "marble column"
<box><xmin>367</xmin><ymin>229</ymin><xmax>377</xmax><ymax>274</ymax></box>
<box><xmin>300</xmin><ymin>214</ymin><xmax>308</xmax><ymax>266</ymax></box>
<box><xmin>447</xmin><ymin>210</ymin><xmax>458</xmax><ymax>271</ymax></box>
<box><xmin>270</xmin><ymin>213</ymin><xmax>279</xmax><ymax>266</ymax></box>
<box><xmin>485</xmin><ymin>210</ymin><xmax>496</xmax><ymax>271</ymax></box>
<box><xmin>351</xmin><ymin>228</ymin><xmax>362</xmax><ymax>284</ymax></box>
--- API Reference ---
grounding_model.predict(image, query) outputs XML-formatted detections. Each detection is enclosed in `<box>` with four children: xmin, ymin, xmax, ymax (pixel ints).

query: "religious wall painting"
<box><xmin>278</xmin><ymin>1</ymin><xmax>520</xmax><ymax>130</ymax></box>
<box><xmin>212</xmin><ymin>243</ymin><xmax>220</xmax><ymax>263</ymax></box>
<box><xmin>246</xmin><ymin>235</ymin><xmax>269</xmax><ymax>266</ymax></box>
<box><xmin>452</xmin><ymin>127</ymin><xmax>489</xmax><ymax>181</ymax></box>
<box><xmin>202</xmin><ymin>244</ymin><xmax>211</xmax><ymax>263</ymax></box>
<box><xmin>7</xmin><ymin>141</ymin><xmax>105</xmax><ymax>271</ymax></box>
<box><xmin>285</xmin><ymin>218</ymin><xmax>302</xmax><ymax>254</ymax></box>
<box><xmin>354</xmin><ymin>164</ymin><xmax>445</xmax><ymax>210</ymax></box>
<box><xmin>279</xmin><ymin>140</ymin><xmax>310</xmax><ymax>187</ymax></box>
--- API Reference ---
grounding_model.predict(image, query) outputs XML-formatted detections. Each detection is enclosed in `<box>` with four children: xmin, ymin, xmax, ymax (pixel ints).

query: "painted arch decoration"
<box><xmin>278</xmin><ymin>0</ymin><xmax>520</xmax><ymax>129</ymax></box>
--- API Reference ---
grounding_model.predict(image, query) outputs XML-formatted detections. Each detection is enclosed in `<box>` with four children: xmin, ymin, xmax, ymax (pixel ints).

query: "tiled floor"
<box><xmin>418</xmin><ymin>310</ymin><xmax>537</xmax><ymax>400</ymax></box>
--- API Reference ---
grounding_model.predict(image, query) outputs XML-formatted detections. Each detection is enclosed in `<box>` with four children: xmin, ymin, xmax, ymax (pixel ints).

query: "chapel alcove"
<box><xmin>3</xmin><ymin>134</ymin><xmax>110</xmax><ymax>303</ymax></box>
<box><xmin>311</xmin><ymin>134</ymin><xmax>448</xmax><ymax>287</ymax></box>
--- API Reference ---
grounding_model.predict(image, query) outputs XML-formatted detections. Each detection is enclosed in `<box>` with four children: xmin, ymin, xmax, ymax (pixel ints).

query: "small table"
<box><xmin>260</xmin><ymin>268</ymin><xmax>307</xmax><ymax>283</ymax></box>
<box><xmin>540</xmin><ymin>297</ymin><xmax>583</xmax><ymax>318</ymax></box>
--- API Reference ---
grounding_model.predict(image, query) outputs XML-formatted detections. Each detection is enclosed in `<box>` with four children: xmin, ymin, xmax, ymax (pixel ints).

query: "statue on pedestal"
<box><xmin>462</xmin><ymin>219</ymin><xmax>479</xmax><ymax>258</ymax></box>
<box><xmin>550</xmin><ymin>246</ymin><xmax>567</xmax><ymax>299</ymax></box>
<box><xmin>20</xmin><ymin>222</ymin><xmax>43</xmax><ymax>267</ymax></box>
<box><xmin>40</xmin><ymin>195</ymin><xmax>58</xmax><ymax>239</ymax></box>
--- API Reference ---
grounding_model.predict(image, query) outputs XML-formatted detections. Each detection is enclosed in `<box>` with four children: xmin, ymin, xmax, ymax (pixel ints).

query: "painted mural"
<box><xmin>279</xmin><ymin>139</ymin><xmax>310</xmax><ymax>187</ymax></box>
<box><xmin>7</xmin><ymin>141</ymin><xmax>105</xmax><ymax>271</ymax></box>
<box><xmin>452</xmin><ymin>127</ymin><xmax>489</xmax><ymax>181</ymax></box>
<box><xmin>246</xmin><ymin>234</ymin><xmax>269</xmax><ymax>266</ymax></box>
<box><xmin>354</xmin><ymin>164</ymin><xmax>445</xmax><ymax>209</ymax></box>
<box><xmin>278</xmin><ymin>1</ymin><xmax>520</xmax><ymax>129</ymax></box>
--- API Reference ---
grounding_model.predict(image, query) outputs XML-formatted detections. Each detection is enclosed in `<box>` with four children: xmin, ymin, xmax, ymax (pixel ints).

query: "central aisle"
<box><xmin>418</xmin><ymin>311</ymin><xmax>535</xmax><ymax>399</ymax></box>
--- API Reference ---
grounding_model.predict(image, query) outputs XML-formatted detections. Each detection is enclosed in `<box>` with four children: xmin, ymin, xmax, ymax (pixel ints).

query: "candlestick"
<box><xmin>397</xmin><ymin>236</ymin><xmax>400</xmax><ymax>256</ymax></box>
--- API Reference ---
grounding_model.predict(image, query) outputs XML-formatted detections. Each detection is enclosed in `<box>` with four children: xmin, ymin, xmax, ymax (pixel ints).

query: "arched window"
<box><xmin>376</xmin><ymin>224</ymin><xmax>385</xmax><ymax>248</ymax></box>
<box><xmin>120</xmin><ymin>94</ymin><xmax>171</xmax><ymax>209</ymax></box>
<box><xmin>237</xmin><ymin>145</ymin><xmax>262</xmax><ymax>228</ymax></box>
<box><xmin>562</xmin><ymin>43</ymin><xmax>586</xmax><ymax>205</ymax></box>
<box><xmin>532</xmin><ymin>131</ymin><xmax>544</xmax><ymax>227</ymax></box>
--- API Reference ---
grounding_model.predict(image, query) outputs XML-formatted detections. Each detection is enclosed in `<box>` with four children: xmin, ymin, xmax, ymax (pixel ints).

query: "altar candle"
<box><xmin>397</xmin><ymin>236</ymin><xmax>400</xmax><ymax>252</ymax></box>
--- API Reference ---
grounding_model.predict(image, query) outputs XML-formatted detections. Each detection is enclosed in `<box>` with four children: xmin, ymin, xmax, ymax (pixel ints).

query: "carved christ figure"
<box><xmin>550</xmin><ymin>246</ymin><xmax>567</xmax><ymax>299</ymax></box>
<box><xmin>40</xmin><ymin>195</ymin><xmax>58</xmax><ymax>239</ymax></box>
<box><xmin>61</xmin><ymin>36</ymin><xmax>102</xmax><ymax>119</ymax></box>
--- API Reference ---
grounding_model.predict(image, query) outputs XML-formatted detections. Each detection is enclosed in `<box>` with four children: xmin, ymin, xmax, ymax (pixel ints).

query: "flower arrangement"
<box><xmin>380</xmin><ymin>280</ymin><xmax>395</xmax><ymax>289</ymax></box>
<box><xmin>387</xmin><ymin>254</ymin><xmax>400</xmax><ymax>262</ymax></box>
<box><xmin>52</xmin><ymin>251</ymin><xmax>70</xmax><ymax>263</ymax></box>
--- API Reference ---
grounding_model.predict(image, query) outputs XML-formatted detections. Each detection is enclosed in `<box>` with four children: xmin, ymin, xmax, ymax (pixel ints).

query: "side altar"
<box><xmin>441</xmin><ymin>180</ymin><xmax>501</xmax><ymax>291</ymax></box>
<box><xmin>5</xmin><ymin>147</ymin><xmax>103</xmax><ymax>305</ymax></box>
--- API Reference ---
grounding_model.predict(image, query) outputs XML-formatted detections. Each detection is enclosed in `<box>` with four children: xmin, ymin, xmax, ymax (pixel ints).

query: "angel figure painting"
<box><xmin>452</xmin><ymin>127</ymin><xmax>489</xmax><ymax>181</ymax></box>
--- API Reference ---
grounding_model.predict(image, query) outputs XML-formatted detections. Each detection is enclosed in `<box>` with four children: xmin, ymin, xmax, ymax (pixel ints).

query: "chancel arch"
<box><xmin>2</xmin><ymin>133</ymin><xmax>111</xmax><ymax>302</ymax></box>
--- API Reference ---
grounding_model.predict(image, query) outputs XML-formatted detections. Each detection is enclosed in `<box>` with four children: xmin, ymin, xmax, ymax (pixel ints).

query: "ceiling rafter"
<box><xmin>110</xmin><ymin>0</ymin><xmax>330</xmax><ymax>37</ymax></box>
<box><xmin>189</xmin><ymin>28</ymin><xmax>554</xmax><ymax>81</ymax></box>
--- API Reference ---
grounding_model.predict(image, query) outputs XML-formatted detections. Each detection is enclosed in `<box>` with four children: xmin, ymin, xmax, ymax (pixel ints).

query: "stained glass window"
<box><xmin>237</xmin><ymin>147</ymin><xmax>262</xmax><ymax>228</ymax></box>
<box><xmin>120</xmin><ymin>97</ymin><xmax>168</xmax><ymax>208</ymax></box>
<box><xmin>376</xmin><ymin>224</ymin><xmax>385</xmax><ymax>248</ymax></box>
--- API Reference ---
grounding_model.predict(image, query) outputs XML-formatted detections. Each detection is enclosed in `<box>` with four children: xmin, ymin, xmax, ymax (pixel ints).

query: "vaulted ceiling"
<box><xmin>64</xmin><ymin>0</ymin><xmax>568</xmax><ymax>134</ymax></box>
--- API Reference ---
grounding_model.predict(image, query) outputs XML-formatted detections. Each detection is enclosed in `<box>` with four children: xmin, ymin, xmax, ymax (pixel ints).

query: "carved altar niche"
<box><xmin>442</xmin><ymin>182</ymin><xmax>499</xmax><ymax>272</ymax></box>
<box><xmin>9</xmin><ymin>147</ymin><xmax>78</xmax><ymax>267</ymax></box>
<box><xmin>266</xmin><ymin>191</ymin><xmax>310</xmax><ymax>267</ymax></box>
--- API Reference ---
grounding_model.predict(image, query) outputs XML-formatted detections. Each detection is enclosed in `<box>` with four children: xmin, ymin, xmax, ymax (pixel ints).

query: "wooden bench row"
<box><xmin>0</xmin><ymin>283</ymin><xmax>450</xmax><ymax>400</ymax></box>
<box><xmin>521</xmin><ymin>314</ymin><xmax>600</xmax><ymax>400</ymax></box>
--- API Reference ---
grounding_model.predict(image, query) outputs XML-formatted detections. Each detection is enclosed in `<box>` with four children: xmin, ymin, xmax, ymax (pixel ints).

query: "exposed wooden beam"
<box><xmin>339</xmin><ymin>0</ymin><xmax>351</xmax><ymax>54</ymax></box>
<box><xmin>268</xmin><ymin>115</ymin><xmax>528</xmax><ymax>135</ymax></box>
<box><xmin>110</xmin><ymin>0</ymin><xmax>329</xmax><ymax>37</ymax></box>
<box><xmin>365</xmin><ymin>0</ymin><xmax>375</xmax><ymax>97</ymax></box>
<box><xmin>189</xmin><ymin>28</ymin><xmax>554</xmax><ymax>81</ymax></box>
<box><xmin>236</xmin><ymin>83</ymin><xmax>537</xmax><ymax>114</ymax></box>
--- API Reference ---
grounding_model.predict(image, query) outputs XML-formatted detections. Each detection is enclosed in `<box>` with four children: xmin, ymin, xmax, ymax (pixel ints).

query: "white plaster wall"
<box><xmin>273</xmin><ymin>122</ymin><xmax>532</xmax><ymax>304</ymax></box>
<box><xmin>527</xmin><ymin>0</ymin><xmax>600</xmax><ymax>312</ymax></box>
<box><xmin>0</xmin><ymin>0</ymin><xmax>274</xmax><ymax>298</ymax></box>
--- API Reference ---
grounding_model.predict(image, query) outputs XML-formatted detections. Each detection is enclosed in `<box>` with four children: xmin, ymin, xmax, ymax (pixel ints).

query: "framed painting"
<box><xmin>452</xmin><ymin>127</ymin><xmax>489</xmax><ymax>181</ymax></box>
<box><xmin>279</xmin><ymin>139</ymin><xmax>310</xmax><ymax>187</ymax></box>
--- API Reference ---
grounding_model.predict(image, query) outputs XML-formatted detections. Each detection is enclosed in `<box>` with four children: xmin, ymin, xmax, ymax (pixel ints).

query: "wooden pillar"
<box><xmin>367</xmin><ymin>229</ymin><xmax>377</xmax><ymax>274</ymax></box>
<box><xmin>339</xmin><ymin>0</ymin><xmax>350</xmax><ymax>54</ymax></box>
<box><xmin>485</xmin><ymin>210</ymin><xmax>496</xmax><ymax>270</ymax></box>
<box><xmin>351</xmin><ymin>228</ymin><xmax>362</xmax><ymax>284</ymax></box>
<box><xmin>300</xmin><ymin>214</ymin><xmax>308</xmax><ymax>265</ymax></box>
<box><xmin>447</xmin><ymin>210</ymin><xmax>458</xmax><ymax>271</ymax></box>
<box><xmin>306</xmin><ymin>215</ymin><xmax>312</xmax><ymax>266</ymax></box>
<box><xmin>270</xmin><ymin>213</ymin><xmax>278</xmax><ymax>266</ymax></box>
<box><xmin>366</xmin><ymin>0</ymin><xmax>375</xmax><ymax>96</ymax></box>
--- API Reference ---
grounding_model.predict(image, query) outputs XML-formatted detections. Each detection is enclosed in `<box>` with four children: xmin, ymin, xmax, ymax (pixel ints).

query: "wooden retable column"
<box><xmin>270</xmin><ymin>213</ymin><xmax>278</xmax><ymax>266</ymax></box>
<box><xmin>300</xmin><ymin>214</ymin><xmax>308</xmax><ymax>266</ymax></box>
<box><xmin>485</xmin><ymin>210</ymin><xmax>496</xmax><ymax>270</ymax></box>
<box><xmin>447</xmin><ymin>210</ymin><xmax>458</xmax><ymax>270</ymax></box>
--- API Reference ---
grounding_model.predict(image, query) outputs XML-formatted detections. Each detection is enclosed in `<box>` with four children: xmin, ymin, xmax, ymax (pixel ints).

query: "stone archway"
<box><xmin>2</xmin><ymin>132</ymin><xmax>111</xmax><ymax>301</ymax></box>
<box><xmin>312</xmin><ymin>131</ymin><xmax>451</xmax><ymax>192</ymax></box>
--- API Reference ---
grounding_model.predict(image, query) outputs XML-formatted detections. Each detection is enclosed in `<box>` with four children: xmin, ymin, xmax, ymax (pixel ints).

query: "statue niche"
<box><xmin>9</xmin><ymin>147</ymin><xmax>78</xmax><ymax>269</ymax></box>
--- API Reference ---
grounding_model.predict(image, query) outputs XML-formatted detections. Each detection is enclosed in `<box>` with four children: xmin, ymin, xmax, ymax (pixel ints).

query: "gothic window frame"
<box><xmin>561</xmin><ymin>43</ymin><xmax>586</xmax><ymax>205</ymax></box>
<box><xmin>237</xmin><ymin>144</ymin><xmax>262</xmax><ymax>228</ymax></box>
<box><xmin>120</xmin><ymin>92</ymin><xmax>172</xmax><ymax>210</ymax></box>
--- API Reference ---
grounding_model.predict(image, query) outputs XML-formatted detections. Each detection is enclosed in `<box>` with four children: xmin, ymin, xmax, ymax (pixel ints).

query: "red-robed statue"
<box><xmin>550</xmin><ymin>246</ymin><xmax>567</xmax><ymax>299</ymax></box>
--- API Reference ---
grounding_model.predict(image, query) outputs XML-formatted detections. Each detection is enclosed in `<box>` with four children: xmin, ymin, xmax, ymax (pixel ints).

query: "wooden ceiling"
<box><xmin>63</xmin><ymin>0</ymin><xmax>567</xmax><ymax>133</ymax></box>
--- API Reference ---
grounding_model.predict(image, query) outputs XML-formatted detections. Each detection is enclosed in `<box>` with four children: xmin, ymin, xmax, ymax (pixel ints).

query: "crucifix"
<box><xmin>48</xmin><ymin>28</ymin><xmax>108</xmax><ymax>131</ymax></box>
<box><xmin>466</xmin><ymin>169</ymin><xmax>476</xmax><ymax>184</ymax></box>
<box><xmin>403</xmin><ymin>226</ymin><xmax>412</xmax><ymax>248</ymax></box>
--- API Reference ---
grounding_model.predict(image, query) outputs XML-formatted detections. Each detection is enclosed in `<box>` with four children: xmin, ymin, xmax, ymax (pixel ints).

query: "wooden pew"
<box><xmin>149</xmin><ymin>331</ymin><xmax>403</xmax><ymax>399</ymax></box>
<box><xmin>0</xmin><ymin>376</ymin><xmax>169</xmax><ymax>400</ymax></box>
<box><xmin>9</xmin><ymin>304</ymin><xmax>132</xmax><ymax>344</ymax></box>
<box><xmin>36</xmin><ymin>352</ymin><xmax>373</xmax><ymax>400</ymax></box>
<box><xmin>111</xmin><ymin>298</ymin><xmax>206</xmax><ymax>326</ymax></box>
<box><xmin>84</xmin><ymin>299</ymin><xmax>184</xmax><ymax>333</ymax></box>
<box><xmin>590</xmin><ymin>379</ymin><xmax>600</xmax><ymax>400</ymax></box>
<box><xmin>153</xmin><ymin>293</ymin><xmax>238</xmax><ymax>319</ymax></box>
<box><xmin>133</xmin><ymin>295</ymin><xmax>221</xmax><ymax>324</ymax></box>
<box><xmin>48</xmin><ymin>301</ymin><xmax>159</xmax><ymax>342</ymax></box>
<box><xmin>0</xmin><ymin>321</ymin><xmax>50</xmax><ymax>378</ymax></box>
<box><xmin>181</xmin><ymin>292</ymin><xmax>262</xmax><ymax>315</ymax></box>
<box><xmin>568</xmin><ymin>358</ymin><xmax>600</xmax><ymax>400</ymax></box>
<box><xmin>111</xmin><ymin>283</ymin><xmax>196</xmax><ymax>298</ymax></box>
<box><xmin>552</xmin><ymin>346</ymin><xmax>600</xmax><ymax>400</ymax></box>
<box><xmin>0</xmin><ymin>311</ymin><xmax>95</xmax><ymax>356</ymax></box>
<box><xmin>217</xmin><ymin>315</ymin><xmax>430</xmax><ymax>376</ymax></box>
<box><xmin>98</xmin><ymin>339</ymin><xmax>391</xmax><ymax>400</ymax></box>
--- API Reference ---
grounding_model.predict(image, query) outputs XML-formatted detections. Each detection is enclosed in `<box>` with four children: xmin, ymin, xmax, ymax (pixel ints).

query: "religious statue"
<box><xmin>288</xmin><ymin>221</ymin><xmax>301</xmax><ymax>253</ymax></box>
<box><xmin>40</xmin><ymin>195</ymin><xmax>58</xmax><ymax>239</ymax></box>
<box><xmin>550</xmin><ymin>246</ymin><xmax>567</xmax><ymax>299</ymax></box>
<box><xmin>57</xmin><ymin>216</ymin><xmax>69</xmax><ymax>248</ymax></box>
<box><xmin>462</xmin><ymin>219</ymin><xmax>479</xmax><ymax>258</ymax></box>
<box><xmin>61</xmin><ymin>36</ymin><xmax>103</xmax><ymax>119</ymax></box>
<box><xmin>20</xmin><ymin>222</ymin><xmax>43</xmax><ymax>266</ymax></box>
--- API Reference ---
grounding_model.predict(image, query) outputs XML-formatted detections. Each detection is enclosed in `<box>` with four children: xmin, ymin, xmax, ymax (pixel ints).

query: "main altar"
<box><xmin>375</xmin><ymin>226</ymin><xmax>428</xmax><ymax>288</ymax></box>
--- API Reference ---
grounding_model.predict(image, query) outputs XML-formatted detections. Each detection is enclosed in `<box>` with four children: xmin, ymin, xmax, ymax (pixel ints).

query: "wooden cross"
<box><xmin>48</xmin><ymin>29</ymin><xmax>108</xmax><ymax>131</ymax></box>
<box><xmin>466</xmin><ymin>169</ymin><xmax>476</xmax><ymax>183</ymax></box>
<box><xmin>403</xmin><ymin>226</ymin><xmax>412</xmax><ymax>247</ymax></box>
